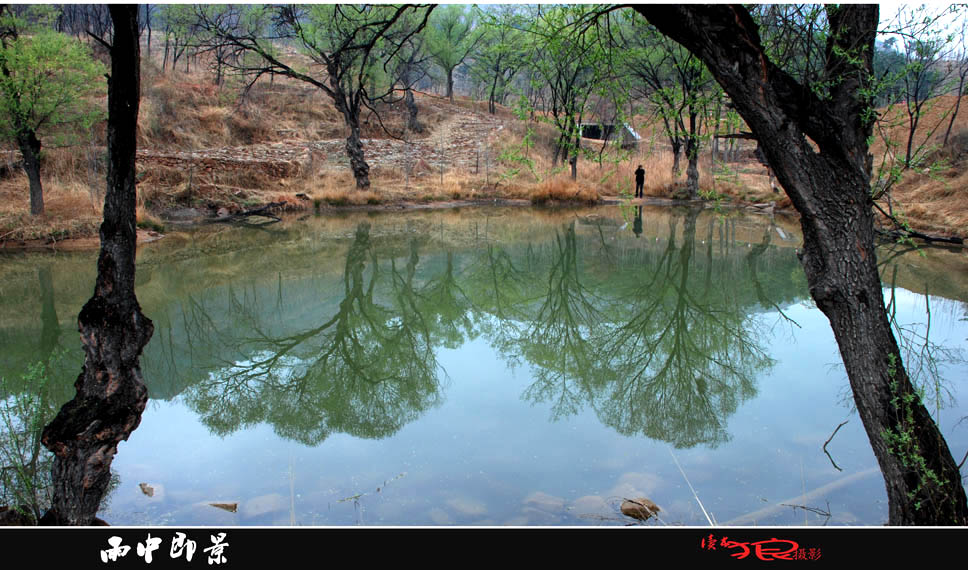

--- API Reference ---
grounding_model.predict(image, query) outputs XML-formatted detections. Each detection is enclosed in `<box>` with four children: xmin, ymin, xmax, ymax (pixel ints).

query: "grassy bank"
<box><xmin>1</xmin><ymin>58</ymin><xmax>966</xmax><ymax>248</ymax></box>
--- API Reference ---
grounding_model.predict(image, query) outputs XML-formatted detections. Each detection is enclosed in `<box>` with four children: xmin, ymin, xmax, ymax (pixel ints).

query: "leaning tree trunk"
<box><xmin>942</xmin><ymin>71</ymin><xmax>966</xmax><ymax>147</ymax></box>
<box><xmin>635</xmin><ymin>4</ymin><xmax>968</xmax><ymax>525</ymax></box>
<box><xmin>40</xmin><ymin>4</ymin><xmax>152</xmax><ymax>526</ymax></box>
<box><xmin>16</xmin><ymin>129</ymin><xmax>44</xmax><ymax>216</ymax></box>
<box><xmin>791</xmin><ymin>149</ymin><xmax>968</xmax><ymax>524</ymax></box>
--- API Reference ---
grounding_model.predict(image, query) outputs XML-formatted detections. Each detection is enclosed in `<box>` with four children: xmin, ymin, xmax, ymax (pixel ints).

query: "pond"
<box><xmin>1</xmin><ymin>205</ymin><xmax>966</xmax><ymax>526</ymax></box>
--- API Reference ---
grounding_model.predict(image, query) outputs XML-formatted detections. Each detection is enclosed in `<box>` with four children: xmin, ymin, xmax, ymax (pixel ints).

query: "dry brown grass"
<box><xmin>302</xmin><ymin>168</ymin><xmax>357</xmax><ymax>195</ymax></box>
<box><xmin>0</xmin><ymin>174</ymin><xmax>101</xmax><ymax>243</ymax></box>
<box><xmin>313</xmin><ymin>189</ymin><xmax>384</xmax><ymax>207</ymax></box>
<box><xmin>447</xmin><ymin>95</ymin><xmax>516</xmax><ymax>121</ymax></box>
<box><xmin>135</xmin><ymin>204</ymin><xmax>165</xmax><ymax>231</ymax></box>
<box><xmin>530</xmin><ymin>176</ymin><xmax>600</xmax><ymax>205</ymax></box>
<box><xmin>5</xmin><ymin>52</ymin><xmax>968</xmax><ymax>246</ymax></box>
<box><xmin>868</xmin><ymin>95</ymin><xmax>968</xmax><ymax>237</ymax></box>
<box><xmin>141</xmin><ymin>83</ymin><xmax>269</xmax><ymax>150</ymax></box>
<box><xmin>882</xmin><ymin>143</ymin><xmax>968</xmax><ymax>236</ymax></box>
<box><xmin>371</xmin><ymin>168</ymin><xmax>498</xmax><ymax>203</ymax></box>
<box><xmin>490</xmin><ymin>118</ymin><xmax>757</xmax><ymax>202</ymax></box>
<box><xmin>871</xmin><ymin>95</ymin><xmax>968</xmax><ymax>163</ymax></box>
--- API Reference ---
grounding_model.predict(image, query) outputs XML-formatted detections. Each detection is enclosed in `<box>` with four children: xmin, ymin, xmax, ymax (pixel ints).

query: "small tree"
<box><xmin>623</xmin><ymin>19</ymin><xmax>716</xmax><ymax>196</ymax></box>
<box><xmin>0</xmin><ymin>6</ymin><xmax>105</xmax><ymax>216</ymax></box>
<box><xmin>887</xmin><ymin>4</ymin><xmax>958</xmax><ymax>170</ymax></box>
<box><xmin>425</xmin><ymin>5</ymin><xmax>483</xmax><ymax>102</ymax></box>
<box><xmin>527</xmin><ymin>5</ymin><xmax>611</xmax><ymax>179</ymax></box>
<box><xmin>471</xmin><ymin>5</ymin><xmax>528</xmax><ymax>115</ymax></box>
<box><xmin>194</xmin><ymin>4</ymin><xmax>432</xmax><ymax>191</ymax></box>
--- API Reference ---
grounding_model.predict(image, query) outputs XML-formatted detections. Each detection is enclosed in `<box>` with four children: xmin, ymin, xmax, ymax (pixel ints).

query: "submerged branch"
<box><xmin>823</xmin><ymin>420</ymin><xmax>849</xmax><ymax>472</ymax></box>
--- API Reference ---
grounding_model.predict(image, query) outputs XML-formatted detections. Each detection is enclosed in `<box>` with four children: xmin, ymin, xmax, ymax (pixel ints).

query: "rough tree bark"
<box><xmin>40</xmin><ymin>4</ymin><xmax>152</xmax><ymax>526</ymax></box>
<box><xmin>16</xmin><ymin>129</ymin><xmax>44</xmax><ymax>215</ymax></box>
<box><xmin>333</xmin><ymin>94</ymin><xmax>371</xmax><ymax>190</ymax></box>
<box><xmin>404</xmin><ymin>89</ymin><xmax>422</xmax><ymax>133</ymax></box>
<box><xmin>635</xmin><ymin>4</ymin><xmax>968</xmax><ymax>525</ymax></box>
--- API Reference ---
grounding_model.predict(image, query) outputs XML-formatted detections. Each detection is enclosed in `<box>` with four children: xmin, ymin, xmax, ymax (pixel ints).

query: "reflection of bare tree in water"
<box><xmin>520</xmin><ymin>223</ymin><xmax>603</xmax><ymax>419</ymax></box>
<box><xmin>595</xmin><ymin>209</ymin><xmax>767</xmax><ymax>447</ymax></box>
<box><xmin>746</xmin><ymin>222</ymin><xmax>803</xmax><ymax>328</ymax></box>
<box><xmin>0</xmin><ymin>268</ymin><xmax>60</xmax><ymax>523</ymax></box>
<box><xmin>471</xmin><ymin>245</ymin><xmax>540</xmax><ymax>322</ymax></box>
<box><xmin>460</xmin><ymin>242</ymin><xmax>544</xmax><ymax>361</ymax></box>
<box><xmin>417</xmin><ymin>251</ymin><xmax>477</xmax><ymax>349</ymax></box>
<box><xmin>2</xmin><ymin>265</ymin><xmax>120</xmax><ymax>523</ymax></box>
<box><xmin>184</xmin><ymin>222</ymin><xmax>444</xmax><ymax>445</ymax></box>
<box><xmin>145</xmin><ymin>210</ymin><xmax>800</xmax><ymax>452</ymax></box>
<box><xmin>515</xmin><ymin>209</ymin><xmax>774</xmax><ymax>448</ymax></box>
<box><xmin>880</xmin><ymin>257</ymin><xmax>966</xmax><ymax>417</ymax></box>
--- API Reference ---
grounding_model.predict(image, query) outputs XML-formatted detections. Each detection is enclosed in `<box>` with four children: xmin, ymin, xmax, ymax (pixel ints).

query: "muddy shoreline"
<box><xmin>0</xmin><ymin>195</ymin><xmax>928</xmax><ymax>253</ymax></box>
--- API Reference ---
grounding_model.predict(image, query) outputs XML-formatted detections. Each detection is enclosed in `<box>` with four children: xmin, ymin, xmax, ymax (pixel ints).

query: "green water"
<box><xmin>1</xmin><ymin>205</ymin><xmax>966</xmax><ymax>525</ymax></box>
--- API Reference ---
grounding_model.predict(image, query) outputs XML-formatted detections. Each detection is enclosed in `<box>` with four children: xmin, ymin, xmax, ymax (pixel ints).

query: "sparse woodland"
<box><xmin>1</xmin><ymin>4</ymin><xmax>968</xmax><ymax>528</ymax></box>
<box><xmin>0</xmin><ymin>4</ymin><xmax>964</xmax><ymax>245</ymax></box>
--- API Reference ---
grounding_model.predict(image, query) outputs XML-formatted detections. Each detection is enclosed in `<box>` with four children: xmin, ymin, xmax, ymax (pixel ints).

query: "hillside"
<box><xmin>0</xmin><ymin>58</ymin><xmax>966</xmax><ymax>247</ymax></box>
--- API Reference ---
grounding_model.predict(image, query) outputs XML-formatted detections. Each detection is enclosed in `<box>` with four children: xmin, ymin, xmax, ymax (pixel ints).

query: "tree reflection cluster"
<box><xmin>145</xmin><ymin>208</ymin><xmax>805</xmax><ymax>449</ymax></box>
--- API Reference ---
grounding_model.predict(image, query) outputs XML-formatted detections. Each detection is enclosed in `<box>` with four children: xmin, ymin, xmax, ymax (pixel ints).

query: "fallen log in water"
<box><xmin>724</xmin><ymin>467</ymin><xmax>879</xmax><ymax>525</ymax></box>
<box><xmin>211</xmin><ymin>201</ymin><xmax>285</xmax><ymax>224</ymax></box>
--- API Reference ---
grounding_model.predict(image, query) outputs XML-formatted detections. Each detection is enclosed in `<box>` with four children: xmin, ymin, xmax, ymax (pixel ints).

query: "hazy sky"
<box><xmin>878</xmin><ymin>2</ymin><xmax>965</xmax><ymax>39</ymax></box>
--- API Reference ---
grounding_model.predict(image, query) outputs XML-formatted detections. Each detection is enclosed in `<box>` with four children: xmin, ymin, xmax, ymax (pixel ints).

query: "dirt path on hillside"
<box><xmin>136</xmin><ymin>98</ymin><xmax>506</xmax><ymax>179</ymax></box>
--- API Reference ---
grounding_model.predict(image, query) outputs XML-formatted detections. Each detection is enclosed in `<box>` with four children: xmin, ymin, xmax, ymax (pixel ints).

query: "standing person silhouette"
<box><xmin>634</xmin><ymin>165</ymin><xmax>645</xmax><ymax>198</ymax></box>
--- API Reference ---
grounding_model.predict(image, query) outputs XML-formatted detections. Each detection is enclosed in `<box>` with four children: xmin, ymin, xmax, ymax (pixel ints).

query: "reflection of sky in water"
<box><xmin>4</xmin><ymin>207</ymin><xmax>965</xmax><ymax>526</ymax></box>
<box><xmin>105</xmin><ymin>286</ymin><xmax>966</xmax><ymax>527</ymax></box>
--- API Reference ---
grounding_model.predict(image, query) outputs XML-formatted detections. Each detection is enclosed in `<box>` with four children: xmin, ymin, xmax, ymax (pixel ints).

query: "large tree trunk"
<box><xmin>40</xmin><ymin>5</ymin><xmax>152</xmax><ymax>526</ymax></box>
<box><xmin>405</xmin><ymin>89</ymin><xmax>423</xmax><ymax>133</ymax></box>
<box><xmin>16</xmin><ymin>129</ymin><xmax>44</xmax><ymax>216</ymax></box>
<box><xmin>330</xmin><ymin>83</ymin><xmax>370</xmax><ymax>190</ymax></box>
<box><xmin>635</xmin><ymin>4</ymin><xmax>968</xmax><ymax>525</ymax></box>
<box><xmin>343</xmin><ymin>118</ymin><xmax>370</xmax><ymax>190</ymax></box>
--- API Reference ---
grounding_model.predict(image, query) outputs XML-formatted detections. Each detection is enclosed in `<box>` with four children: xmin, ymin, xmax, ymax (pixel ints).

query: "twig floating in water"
<box><xmin>823</xmin><ymin>420</ymin><xmax>849</xmax><ymax>472</ymax></box>
<box><xmin>780</xmin><ymin>501</ymin><xmax>831</xmax><ymax>518</ymax></box>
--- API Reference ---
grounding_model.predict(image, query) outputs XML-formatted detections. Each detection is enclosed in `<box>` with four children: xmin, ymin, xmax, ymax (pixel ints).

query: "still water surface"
<box><xmin>1</xmin><ymin>205</ymin><xmax>966</xmax><ymax>525</ymax></box>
